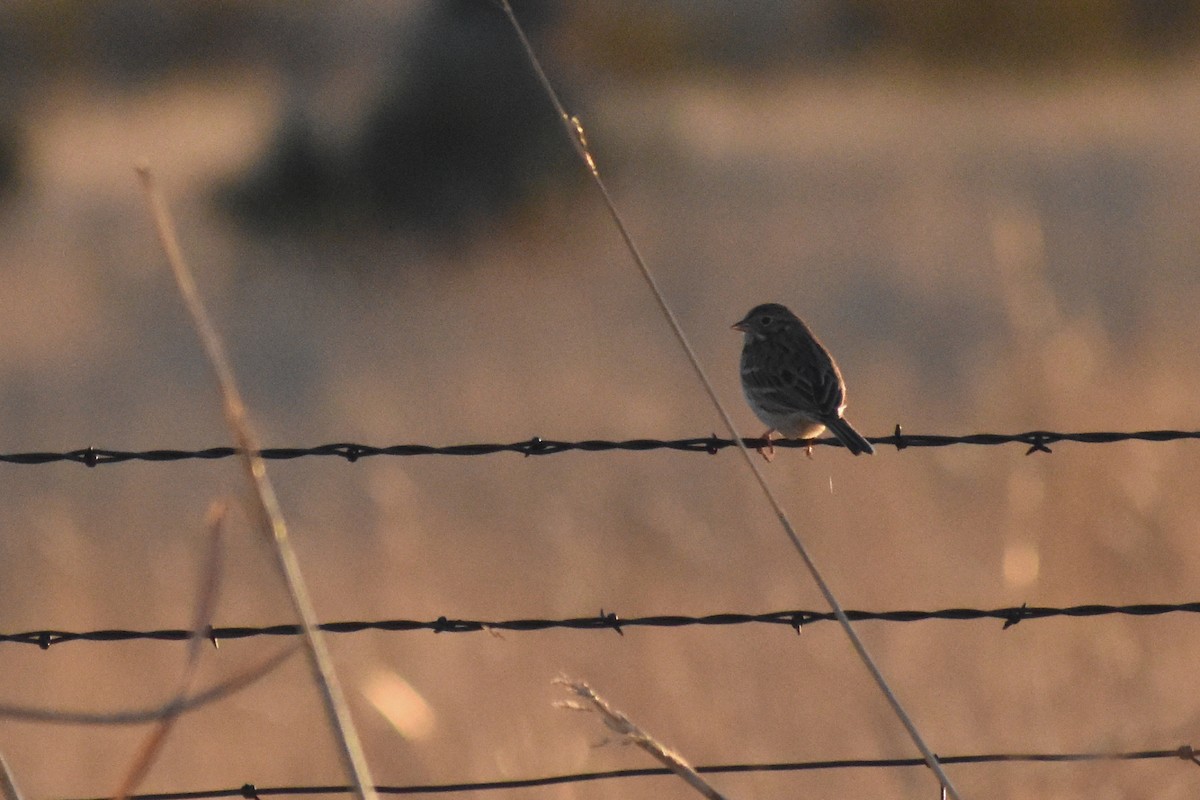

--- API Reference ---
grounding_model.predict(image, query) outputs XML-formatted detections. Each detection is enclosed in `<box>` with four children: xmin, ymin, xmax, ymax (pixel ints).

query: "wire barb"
<box><xmin>1025</xmin><ymin>432</ymin><xmax>1054</xmax><ymax>455</ymax></box>
<box><xmin>1177</xmin><ymin>745</ymin><xmax>1200</xmax><ymax>767</ymax></box>
<box><xmin>1002</xmin><ymin>603</ymin><xmax>1029</xmax><ymax>629</ymax></box>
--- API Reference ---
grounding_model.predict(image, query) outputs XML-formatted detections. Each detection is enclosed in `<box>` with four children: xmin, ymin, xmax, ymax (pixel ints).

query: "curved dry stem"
<box><xmin>113</xmin><ymin>502</ymin><xmax>228</xmax><ymax>800</ymax></box>
<box><xmin>0</xmin><ymin>643</ymin><xmax>299</xmax><ymax>725</ymax></box>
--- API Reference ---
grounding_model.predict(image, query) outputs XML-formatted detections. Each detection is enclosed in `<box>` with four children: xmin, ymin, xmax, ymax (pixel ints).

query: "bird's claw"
<box><xmin>757</xmin><ymin>431</ymin><xmax>777</xmax><ymax>462</ymax></box>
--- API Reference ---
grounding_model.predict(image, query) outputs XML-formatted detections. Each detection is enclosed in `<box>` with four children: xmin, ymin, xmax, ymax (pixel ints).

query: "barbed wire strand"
<box><xmin>7</xmin><ymin>601</ymin><xmax>1200</xmax><ymax>649</ymax></box>
<box><xmin>2</xmin><ymin>428</ymin><xmax>1195</xmax><ymax>467</ymax></box>
<box><xmin>496</xmin><ymin>3</ymin><xmax>962</xmax><ymax>796</ymax></box>
<box><xmin>67</xmin><ymin>745</ymin><xmax>1200</xmax><ymax>800</ymax></box>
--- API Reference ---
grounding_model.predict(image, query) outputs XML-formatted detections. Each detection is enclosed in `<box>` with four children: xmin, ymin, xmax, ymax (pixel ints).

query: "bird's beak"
<box><xmin>731</xmin><ymin>320</ymin><xmax>748</xmax><ymax>333</ymax></box>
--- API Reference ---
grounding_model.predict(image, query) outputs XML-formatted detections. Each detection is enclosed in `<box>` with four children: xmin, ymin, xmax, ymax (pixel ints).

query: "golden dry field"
<box><xmin>1</xmin><ymin>8</ymin><xmax>1200</xmax><ymax>800</ymax></box>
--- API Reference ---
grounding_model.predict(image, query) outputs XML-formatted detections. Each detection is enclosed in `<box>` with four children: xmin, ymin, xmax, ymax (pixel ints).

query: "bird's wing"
<box><xmin>742</xmin><ymin>338</ymin><xmax>845</xmax><ymax>419</ymax></box>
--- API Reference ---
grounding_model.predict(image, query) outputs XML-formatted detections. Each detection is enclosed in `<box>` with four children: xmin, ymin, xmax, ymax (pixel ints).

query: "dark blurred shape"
<box><xmin>219</xmin><ymin>102</ymin><xmax>345</xmax><ymax>230</ymax></box>
<box><xmin>846</xmin><ymin>0</ymin><xmax>1200</xmax><ymax>69</ymax></box>
<box><xmin>222</xmin><ymin>0</ymin><xmax>581</xmax><ymax>240</ymax></box>
<box><xmin>0</xmin><ymin>5</ymin><xmax>30</xmax><ymax>201</ymax></box>
<box><xmin>1127</xmin><ymin>0</ymin><xmax>1200</xmax><ymax>54</ymax></box>
<box><xmin>353</xmin><ymin>1</ymin><xmax>575</xmax><ymax>232</ymax></box>
<box><xmin>558</xmin><ymin>0</ymin><xmax>1200</xmax><ymax>75</ymax></box>
<box><xmin>0</xmin><ymin>2</ymin><xmax>257</xmax><ymax>85</ymax></box>
<box><xmin>3</xmin><ymin>1</ymin><xmax>1200</xmax><ymax>83</ymax></box>
<box><xmin>0</xmin><ymin>113</ymin><xmax>21</xmax><ymax>199</ymax></box>
<box><xmin>85</xmin><ymin>0</ymin><xmax>250</xmax><ymax>82</ymax></box>
<box><xmin>562</xmin><ymin>0</ymin><xmax>880</xmax><ymax>74</ymax></box>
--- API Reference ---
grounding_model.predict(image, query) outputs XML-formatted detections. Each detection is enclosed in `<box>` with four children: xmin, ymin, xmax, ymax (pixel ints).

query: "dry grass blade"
<box><xmin>556</xmin><ymin>678</ymin><xmax>730</xmax><ymax>800</ymax></box>
<box><xmin>134</xmin><ymin>165</ymin><xmax>377</xmax><ymax>800</ymax></box>
<box><xmin>113</xmin><ymin>503</ymin><xmax>228</xmax><ymax>800</ymax></box>
<box><xmin>0</xmin><ymin>754</ymin><xmax>23</xmax><ymax>800</ymax></box>
<box><xmin>498</xmin><ymin>4</ymin><xmax>960</xmax><ymax>798</ymax></box>
<box><xmin>0</xmin><ymin>643</ymin><xmax>298</xmax><ymax>724</ymax></box>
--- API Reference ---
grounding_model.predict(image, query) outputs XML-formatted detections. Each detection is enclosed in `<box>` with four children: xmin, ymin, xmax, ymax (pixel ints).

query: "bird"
<box><xmin>733</xmin><ymin>303</ymin><xmax>874</xmax><ymax>459</ymax></box>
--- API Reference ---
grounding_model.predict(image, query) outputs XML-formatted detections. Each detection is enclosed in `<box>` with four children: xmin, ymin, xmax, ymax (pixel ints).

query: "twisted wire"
<box><xmin>67</xmin><ymin>745</ymin><xmax>1200</xmax><ymax>800</ymax></box>
<box><xmin>2</xmin><ymin>428</ymin><xmax>1196</xmax><ymax>467</ymax></box>
<box><xmin>8</xmin><ymin>601</ymin><xmax>1199</xmax><ymax>649</ymax></box>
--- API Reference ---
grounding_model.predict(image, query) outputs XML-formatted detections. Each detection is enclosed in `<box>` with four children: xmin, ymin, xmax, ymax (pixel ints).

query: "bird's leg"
<box><xmin>803</xmin><ymin>439</ymin><xmax>815</xmax><ymax>459</ymax></box>
<box><xmin>757</xmin><ymin>429</ymin><xmax>777</xmax><ymax>462</ymax></box>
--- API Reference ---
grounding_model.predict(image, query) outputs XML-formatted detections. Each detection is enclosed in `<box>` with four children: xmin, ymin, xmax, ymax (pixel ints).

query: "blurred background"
<box><xmin>1</xmin><ymin>1</ymin><xmax>1200</xmax><ymax>797</ymax></box>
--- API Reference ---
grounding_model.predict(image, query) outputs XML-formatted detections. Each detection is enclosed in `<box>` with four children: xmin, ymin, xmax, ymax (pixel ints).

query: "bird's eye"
<box><xmin>759</xmin><ymin>315</ymin><xmax>772</xmax><ymax>326</ymax></box>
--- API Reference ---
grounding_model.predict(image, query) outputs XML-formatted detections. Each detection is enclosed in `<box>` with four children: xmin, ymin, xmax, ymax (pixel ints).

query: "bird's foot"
<box><xmin>756</xmin><ymin>430</ymin><xmax>777</xmax><ymax>462</ymax></box>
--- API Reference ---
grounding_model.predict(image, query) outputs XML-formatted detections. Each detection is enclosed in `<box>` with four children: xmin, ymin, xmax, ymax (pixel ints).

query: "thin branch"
<box><xmin>135</xmin><ymin>165</ymin><xmax>377</xmax><ymax>800</ymax></box>
<box><xmin>556</xmin><ymin>678</ymin><xmax>730</xmax><ymax>800</ymax></box>
<box><xmin>496</xmin><ymin>3</ymin><xmax>960</xmax><ymax>797</ymax></box>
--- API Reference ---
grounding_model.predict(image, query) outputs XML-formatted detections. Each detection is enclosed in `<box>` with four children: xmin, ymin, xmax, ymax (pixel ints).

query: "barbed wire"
<box><xmin>3</xmin><ymin>428</ymin><xmax>1198</xmax><ymax>467</ymax></box>
<box><xmin>8</xmin><ymin>601</ymin><xmax>1199</xmax><ymax>649</ymax></box>
<box><xmin>67</xmin><ymin>745</ymin><xmax>1200</xmax><ymax>800</ymax></box>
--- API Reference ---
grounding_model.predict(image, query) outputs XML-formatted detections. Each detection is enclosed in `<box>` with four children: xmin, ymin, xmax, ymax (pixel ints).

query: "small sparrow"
<box><xmin>733</xmin><ymin>303</ymin><xmax>874</xmax><ymax>458</ymax></box>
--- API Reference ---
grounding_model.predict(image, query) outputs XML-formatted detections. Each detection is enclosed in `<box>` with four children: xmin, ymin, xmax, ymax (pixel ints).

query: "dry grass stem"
<box><xmin>555</xmin><ymin>678</ymin><xmax>730</xmax><ymax>800</ymax></box>
<box><xmin>135</xmin><ymin>165</ymin><xmax>377</xmax><ymax>800</ymax></box>
<box><xmin>499</xmin><ymin>3</ymin><xmax>959</xmax><ymax>797</ymax></box>
<box><xmin>0</xmin><ymin>754</ymin><xmax>23</xmax><ymax>800</ymax></box>
<box><xmin>112</xmin><ymin>503</ymin><xmax>227</xmax><ymax>800</ymax></box>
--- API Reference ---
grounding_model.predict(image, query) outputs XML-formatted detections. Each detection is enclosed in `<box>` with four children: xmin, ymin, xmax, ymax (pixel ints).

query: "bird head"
<box><xmin>732</xmin><ymin>303</ymin><xmax>796</xmax><ymax>339</ymax></box>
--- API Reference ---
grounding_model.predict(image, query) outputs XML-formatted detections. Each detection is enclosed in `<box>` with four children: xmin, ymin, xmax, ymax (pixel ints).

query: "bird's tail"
<box><xmin>826</xmin><ymin>417</ymin><xmax>875</xmax><ymax>456</ymax></box>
